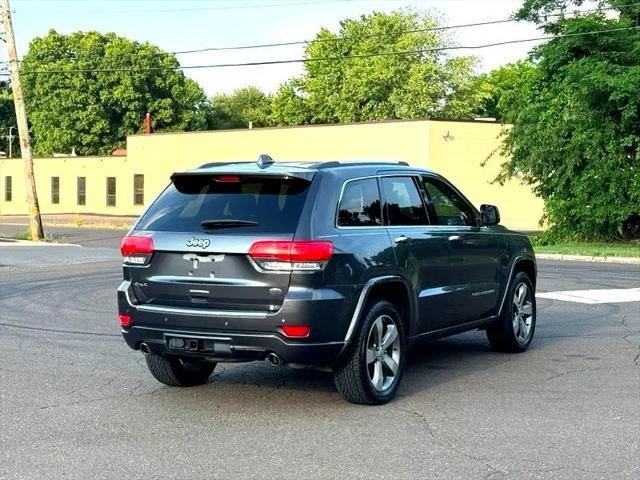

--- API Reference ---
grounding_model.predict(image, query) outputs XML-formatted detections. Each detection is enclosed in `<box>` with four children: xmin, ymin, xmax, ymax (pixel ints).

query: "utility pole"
<box><xmin>1</xmin><ymin>0</ymin><xmax>43</xmax><ymax>240</ymax></box>
<box><xmin>8</xmin><ymin>125</ymin><xmax>14</xmax><ymax>158</ymax></box>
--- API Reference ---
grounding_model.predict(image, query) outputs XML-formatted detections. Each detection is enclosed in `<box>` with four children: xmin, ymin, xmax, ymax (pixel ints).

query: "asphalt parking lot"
<box><xmin>0</xmin><ymin>233</ymin><xmax>638</xmax><ymax>479</ymax></box>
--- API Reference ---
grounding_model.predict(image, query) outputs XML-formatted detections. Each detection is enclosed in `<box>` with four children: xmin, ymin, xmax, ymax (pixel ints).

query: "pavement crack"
<box><xmin>396</xmin><ymin>407</ymin><xmax>508</xmax><ymax>478</ymax></box>
<box><xmin>397</xmin><ymin>407</ymin><xmax>437</xmax><ymax>438</ymax></box>
<box><xmin>619</xmin><ymin>314</ymin><xmax>640</xmax><ymax>369</ymax></box>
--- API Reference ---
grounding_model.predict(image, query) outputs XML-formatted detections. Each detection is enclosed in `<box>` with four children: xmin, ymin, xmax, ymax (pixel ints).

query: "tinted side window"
<box><xmin>421</xmin><ymin>176</ymin><xmax>477</xmax><ymax>227</ymax></box>
<box><xmin>381</xmin><ymin>176</ymin><xmax>429</xmax><ymax>226</ymax></box>
<box><xmin>338</xmin><ymin>178</ymin><xmax>382</xmax><ymax>227</ymax></box>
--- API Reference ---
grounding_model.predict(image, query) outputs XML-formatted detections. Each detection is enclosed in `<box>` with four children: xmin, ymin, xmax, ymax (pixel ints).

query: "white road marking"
<box><xmin>536</xmin><ymin>288</ymin><xmax>640</xmax><ymax>304</ymax></box>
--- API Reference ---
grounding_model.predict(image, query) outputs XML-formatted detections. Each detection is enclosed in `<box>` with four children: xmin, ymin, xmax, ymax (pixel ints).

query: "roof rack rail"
<box><xmin>196</xmin><ymin>160</ymin><xmax>410</xmax><ymax>170</ymax></box>
<box><xmin>315</xmin><ymin>160</ymin><xmax>410</xmax><ymax>169</ymax></box>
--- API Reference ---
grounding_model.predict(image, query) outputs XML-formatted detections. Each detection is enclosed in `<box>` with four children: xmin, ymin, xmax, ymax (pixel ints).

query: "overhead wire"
<box><xmin>2</xmin><ymin>24</ymin><xmax>639</xmax><ymax>77</ymax></box>
<box><xmin>169</xmin><ymin>2</ymin><xmax>640</xmax><ymax>54</ymax></box>
<box><xmin>13</xmin><ymin>0</ymin><xmax>359</xmax><ymax>14</ymax></box>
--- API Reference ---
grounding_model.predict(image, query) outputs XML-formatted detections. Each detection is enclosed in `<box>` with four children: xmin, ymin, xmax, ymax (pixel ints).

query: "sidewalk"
<box><xmin>0</xmin><ymin>214</ymin><xmax>136</xmax><ymax>229</ymax></box>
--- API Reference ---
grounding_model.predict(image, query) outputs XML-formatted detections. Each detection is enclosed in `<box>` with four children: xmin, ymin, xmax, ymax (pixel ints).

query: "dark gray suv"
<box><xmin>118</xmin><ymin>156</ymin><xmax>537</xmax><ymax>405</ymax></box>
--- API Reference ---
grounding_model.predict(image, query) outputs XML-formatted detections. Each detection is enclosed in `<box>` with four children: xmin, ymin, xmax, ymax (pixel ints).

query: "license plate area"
<box><xmin>164</xmin><ymin>334</ymin><xmax>232</xmax><ymax>355</ymax></box>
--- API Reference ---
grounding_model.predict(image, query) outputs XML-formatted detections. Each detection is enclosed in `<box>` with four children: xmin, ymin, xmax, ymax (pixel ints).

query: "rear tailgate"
<box><xmin>130</xmin><ymin>233</ymin><xmax>292</xmax><ymax>312</ymax></box>
<box><xmin>125</xmin><ymin>172</ymin><xmax>313</xmax><ymax>313</ymax></box>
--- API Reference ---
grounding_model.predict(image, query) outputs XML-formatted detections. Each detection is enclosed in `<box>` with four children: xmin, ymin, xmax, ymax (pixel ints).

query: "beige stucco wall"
<box><xmin>0</xmin><ymin>120</ymin><xmax>543</xmax><ymax>229</ymax></box>
<box><xmin>427</xmin><ymin>121</ymin><xmax>544</xmax><ymax>230</ymax></box>
<box><xmin>123</xmin><ymin>120</ymin><xmax>432</xmax><ymax>217</ymax></box>
<box><xmin>0</xmin><ymin>156</ymin><xmax>140</xmax><ymax>215</ymax></box>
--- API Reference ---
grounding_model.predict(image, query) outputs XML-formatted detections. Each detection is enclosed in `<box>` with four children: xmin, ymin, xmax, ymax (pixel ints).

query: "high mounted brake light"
<box><xmin>215</xmin><ymin>175</ymin><xmax>241</xmax><ymax>183</ymax></box>
<box><xmin>120</xmin><ymin>236</ymin><xmax>154</xmax><ymax>265</ymax></box>
<box><xmin>248</xmin><ymin>241</ymin><xmax>333</xmax><ymax>272</ymax></box>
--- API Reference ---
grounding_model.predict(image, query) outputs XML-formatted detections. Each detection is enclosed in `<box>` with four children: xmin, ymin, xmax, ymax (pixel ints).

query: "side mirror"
<box><xmin>480</xmin><ymin>204</ymin><xmax>500</xmax><ymax>226</ymax></box>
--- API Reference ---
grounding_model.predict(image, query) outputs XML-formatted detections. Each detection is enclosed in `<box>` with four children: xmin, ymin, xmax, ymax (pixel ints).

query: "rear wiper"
<box><xmin>200</xmin><ymin>219</ymin><xmax>259</xmax><ymax>229</ymax></box>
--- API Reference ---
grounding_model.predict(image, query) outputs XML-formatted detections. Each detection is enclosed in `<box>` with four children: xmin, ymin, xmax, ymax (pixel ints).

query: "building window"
<box><xmin>77</xmin><ymin>177</ymin><xmax>86</xmax><ymax>206</ymax></box>
<box><xmin>106</xmin><ymin>177</ymin><xmax>116</xmax><ymax>207</ymax></box>
<box><xmin>51</xmin><ymin>177</ymin><xmax>60</xmax><ymax>204</ymax></box>
<box><xmin>4</xmin><ymin>176</ymin><xmax>11</xmax><ymax>202</ymax></box>
<box><xmin>133</xmin><ymin>174</ymin><xmax>144</xmax><ymax>206</ymax></box>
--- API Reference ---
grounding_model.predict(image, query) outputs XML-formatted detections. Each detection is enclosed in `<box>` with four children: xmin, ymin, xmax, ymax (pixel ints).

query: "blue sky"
<box><xmin>12</xmin><ymin>0</ymin><xmax>545</xmax><ymax>95</ymax></box>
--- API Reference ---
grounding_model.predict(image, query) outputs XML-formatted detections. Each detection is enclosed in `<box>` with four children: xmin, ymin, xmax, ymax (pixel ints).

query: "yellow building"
<box><xmin>0</xmin><ymin>119</ymin><xmax>544</xmax><ymax>230</ymax></box>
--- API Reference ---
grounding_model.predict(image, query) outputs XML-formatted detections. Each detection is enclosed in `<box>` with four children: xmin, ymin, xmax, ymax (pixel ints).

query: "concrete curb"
<box><xmin>536</xmin><ymin>253</ymin><xmax>640</xmax><ymax>265</ymax></box>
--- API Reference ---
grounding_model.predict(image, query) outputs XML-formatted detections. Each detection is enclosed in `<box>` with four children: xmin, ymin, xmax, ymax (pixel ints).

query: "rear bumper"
<box><xmin>117</xmin><ymin>281</ymin><xmax>352</xmax><ymax>366</ymax></box>
<box><xmin>121</xmin><ymin>325</ymin><xmax>344</xmax><ymax>365</ymax></box>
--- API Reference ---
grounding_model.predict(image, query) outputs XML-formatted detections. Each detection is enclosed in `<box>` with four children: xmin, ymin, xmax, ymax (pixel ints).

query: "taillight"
<box><xmin>281</xmin><ymin>325</ymin><xmax>310</xmax><ymax>338</ymax></box>
<box><xmin>119</xmin><ymin>313</ymin><xmax>132</xmax><ymax>327</ymax></box>
<box><xmin>248</xmin><ymin>241</ymin><xmax>333</xmax><ymax>272</ymax></box>
<box><xmin>120</xmin><ymin>235</ymin><xmax>154</xmax><ymax>265</ymax></box>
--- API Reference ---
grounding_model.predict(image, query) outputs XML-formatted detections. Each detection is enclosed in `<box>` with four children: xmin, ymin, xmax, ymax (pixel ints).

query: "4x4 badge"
<box><xmin>186</xmin><ymin>237</ymin><xmax>210</xmax><ymax>249</ymax></box>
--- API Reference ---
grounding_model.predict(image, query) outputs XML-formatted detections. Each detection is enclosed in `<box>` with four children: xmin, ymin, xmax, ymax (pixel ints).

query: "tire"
<box><xmin>486</xmin><ymin>271</ymin><xmax>536</xmax><ymax>353</ymax></box>
<box><xmin>333</xmin><ymin>300</ymin><xmax>406</xmax><ymax>405</ymax></box>
<box><xmin>145</xmin><ymin>352</ymin><xmax>216</xmax><ymax>387</ymax></box>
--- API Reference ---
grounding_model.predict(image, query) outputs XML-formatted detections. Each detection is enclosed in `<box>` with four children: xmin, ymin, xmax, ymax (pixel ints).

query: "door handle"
<box><xmin>448</xmin><ymin>235</ymin><xmax>462</xmax><ymax>242</ymax></box>
<box><xmin>394</xmin><ymin>235</ymin><xmax>410</xmax><ymax>244</ymax></box>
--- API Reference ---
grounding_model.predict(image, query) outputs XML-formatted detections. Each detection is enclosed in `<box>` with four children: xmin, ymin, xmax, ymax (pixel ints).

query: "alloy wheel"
<box><xmin>366</xmin><ymin>315</ymin><xmax>401</xmax><ymax>392</ymax></box>
<box><xmin>512</xmin><ymin>283</ymin><xmax>534</xmax><ymax>344</ymax></box>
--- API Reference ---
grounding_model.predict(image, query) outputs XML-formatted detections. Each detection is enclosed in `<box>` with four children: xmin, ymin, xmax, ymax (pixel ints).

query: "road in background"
<box><xmin>0</xmin><ymin>245</ymin><xmax>638</xmax><ymax>479</ymax></box>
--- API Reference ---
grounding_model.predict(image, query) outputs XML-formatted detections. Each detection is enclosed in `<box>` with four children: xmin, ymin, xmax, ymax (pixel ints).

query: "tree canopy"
<box><xmin>209</xmin><ymin>87</ymin><xmax>273</xmax><ymax>130</ymax></box>
<box><xmin>474</xmin><ymin>61</ymin><xmax>536</xmax><ymax>122</ymax></box>
<box><xmin>21</xmin><ymin>30</ymin><xmax>211</xmax><ymax>156</ymax></box>
<box><xmin>272</xmin><ymin>10</ymin><xmax>486</xmax><ymax>125</ymax></box>
<box><xmin>496</xmin><ymin>0</ymin><xmax>640</xmax><ymax>240</ymax></box>
<box><xmin>0</xmin><ymin>81</ymin><xmax>19</xmax><ymax>157</ymax></box>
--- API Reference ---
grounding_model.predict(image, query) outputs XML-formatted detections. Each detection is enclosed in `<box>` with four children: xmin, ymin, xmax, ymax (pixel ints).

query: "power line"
<box><xmin>5</xmin><ymin>25</ymin><xmax>640</xmax><ymax>77</ymax></box>
<box><xmin>5</xmin><ymin>2</ymin><xmax>638</xmax><ymax>63</ymax></box>
<box><xmin>168</xmin><ymin>2</ymin><xmax>640</xmax><ymax>54</ymax></box>
<box><xmin>172</xmin><ymin>18</ymin><xmax>519</xmax><ymax>54</ymax></box>
<box><xmin>15</xmin><ymin>0</ymin><xmax>357</xmax><ymax>14</ymax></box>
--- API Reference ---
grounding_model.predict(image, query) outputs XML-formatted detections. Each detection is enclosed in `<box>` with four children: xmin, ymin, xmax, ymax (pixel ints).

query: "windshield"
<box><xmin>136</xmin><ymin>175</ymin><xmax>311</xmax><ymax>234</ymax></box>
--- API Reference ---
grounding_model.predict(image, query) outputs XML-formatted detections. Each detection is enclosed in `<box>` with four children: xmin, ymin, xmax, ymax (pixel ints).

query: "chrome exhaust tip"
<box><xmin>139</xmin><ymin>342</ymin><xmax>151</xmax><ymax>355</ymax></box>
<box><xmin>266</xmin><ymin>352</ymin><xmax>282</xmax><ymax>366</ymax></box>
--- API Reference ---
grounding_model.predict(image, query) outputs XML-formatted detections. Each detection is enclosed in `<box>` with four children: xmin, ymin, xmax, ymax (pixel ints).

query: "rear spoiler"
<box><xmin>170</xmin><ymin>171</ymin><xmax>314</xmax><ymax>194</ymax></box>
<box><xmin>170</xmin><ymin>169</ymin><xmax>315</xmax><ymax>183</ymax></box>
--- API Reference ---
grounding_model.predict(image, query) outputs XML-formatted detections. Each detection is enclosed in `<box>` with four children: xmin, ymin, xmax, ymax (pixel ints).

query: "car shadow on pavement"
<box><xmin>169</xmin><ymin>331</ymin><xmax>524</xmax><ymax>404</ymax></box>
<box><xmin>141</xmin><ymin>299</ymin><xmax>611</xmax><ymax>405</ymax></box>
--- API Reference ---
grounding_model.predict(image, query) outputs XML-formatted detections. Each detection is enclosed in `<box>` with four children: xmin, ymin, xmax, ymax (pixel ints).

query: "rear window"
<box><xmin>136</xmin><ymin>175</ymin><xmax>311</xmax><ymax>234</ymax></box>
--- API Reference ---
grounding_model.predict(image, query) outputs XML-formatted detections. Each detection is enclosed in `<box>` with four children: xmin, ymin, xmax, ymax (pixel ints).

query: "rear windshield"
<box><xmin>136</xmin><ymin>174</ymin><xmax>311</xmax><ymax>234</ymax></box>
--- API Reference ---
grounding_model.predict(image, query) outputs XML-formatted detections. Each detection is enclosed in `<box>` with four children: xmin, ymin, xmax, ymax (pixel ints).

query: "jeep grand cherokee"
<box><xmin>117</xmin><ymin>156</ymin><xmax>537</xmax><ymax>405</ymax></box>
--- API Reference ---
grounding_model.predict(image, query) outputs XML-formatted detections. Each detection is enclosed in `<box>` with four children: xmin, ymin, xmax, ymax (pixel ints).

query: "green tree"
<box><xmin>209</xmin><ymin>86</ymin><xmax>273</xmax><ymax>129</ymax></box>
<box><xmin>21</xmin><ymin>30</ymin><xmax>211</xmax><ymax>156</ymax></box>
<box><xmin>272</xmin><ymin>10</ymin><xmax>485</xmax><ymax>125</ymax></box>
<box><xmin>496</xmin><ymin>1</ymin><xmax>640</xmax><ymax>240</ymax></box>
<box><xmin>474</xmin><ymin>61</ymin><xmax>536</xmax><ymax>121</ymax></box>
<box><xmin>0</xmin><ymin>81</ymin><xmax>19</xmax><ymax>157</ymax></box>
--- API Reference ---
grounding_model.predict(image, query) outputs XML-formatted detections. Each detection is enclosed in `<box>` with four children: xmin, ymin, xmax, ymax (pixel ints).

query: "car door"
<box><xmin>420</xmin><ymin>175</ymin><xmax>500</xmax><ymax>323</ymax></box>
<box><xmin>380</xmin><ymin>175</ymin><xmax>453</xmax><ymax>333</ymax></box>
